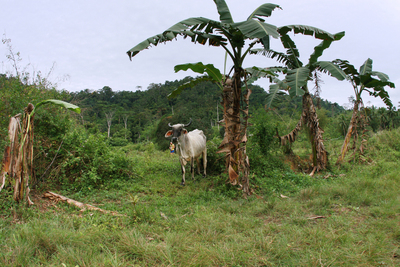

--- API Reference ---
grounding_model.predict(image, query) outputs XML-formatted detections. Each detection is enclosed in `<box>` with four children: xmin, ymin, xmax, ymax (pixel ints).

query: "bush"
<box><xmin>43</xmin><ymin>127</ymin><xmax>134</xmax><ymax>191</ymax></box>
<box><xmin>247</xmin><ymin>108</ymin><xmax>312</xmax><ymax>194</ymax></box>
<box><xmin>206</xmin><ymin>136</ymin><xmax>225</xmax><ymax>174</ymax></box>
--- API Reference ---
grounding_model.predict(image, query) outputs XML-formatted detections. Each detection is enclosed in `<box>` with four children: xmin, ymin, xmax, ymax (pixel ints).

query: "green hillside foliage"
<box><xmin>1</xmin><ymin>72</ymin><xmax>399</xmax><ymax>192</ymax></box>
<box><xmin>69</xmin><ymin>77</ymin><xmax>274</xmax><ymax>147</ymax></box>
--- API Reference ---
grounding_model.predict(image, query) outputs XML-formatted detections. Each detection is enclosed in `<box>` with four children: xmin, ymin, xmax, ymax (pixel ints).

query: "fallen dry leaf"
<box><xmin>160</xmin><ymin>212</ymin><xmax>168</xmax><ymax>220</ymax></box>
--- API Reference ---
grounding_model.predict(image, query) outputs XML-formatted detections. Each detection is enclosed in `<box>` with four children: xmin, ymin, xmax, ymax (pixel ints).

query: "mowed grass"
<box><xmin>1</xmin><ymin>131</ymin><xmax>400</xmax><ymax>266</ymax></box>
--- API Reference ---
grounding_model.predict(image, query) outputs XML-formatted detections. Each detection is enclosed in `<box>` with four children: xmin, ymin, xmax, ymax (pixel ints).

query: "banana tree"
<box><xmin>127</xmin><ymin>0</ymin><xmax>281</xmax><ymax>194</ymax></box>
<box><xmin>247</xmin><ymin>26</ymin><xmax>346</xmax><ymax>174</ymax></box>
<box><xmin>334</xmin><ymin>58</ymin><xmax>395</xmax><ymax>164</ymax></box>
<box><xmin>0</xmin><ymin>100</ymin><xmax>80</xmax><ymax>204</ymax></box>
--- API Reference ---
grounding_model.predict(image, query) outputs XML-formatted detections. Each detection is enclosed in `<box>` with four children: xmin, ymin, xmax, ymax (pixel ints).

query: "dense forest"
<box><xmin>66</xmin><ymin>78</ymin><xmax>348</xmax><ymax>147</ymax></box>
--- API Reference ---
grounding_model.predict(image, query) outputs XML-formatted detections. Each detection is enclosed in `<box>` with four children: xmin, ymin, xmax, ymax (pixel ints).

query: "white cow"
<box><xmin>165</xmin><ymin>119</ymin><xmax>207</xmax><ymax>185</ymax></box>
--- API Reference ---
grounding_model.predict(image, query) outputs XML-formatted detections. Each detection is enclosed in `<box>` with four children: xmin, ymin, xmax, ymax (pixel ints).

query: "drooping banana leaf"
<box><xmin>371</xmin><ymin>71</ymin><xmax>390</xmax><ymax>82</ymax></box>
<box><xmin>247</xmin><ymin>3</ymin><xmax>282</xmax><ymax>21</ymax></box>
<box><xmin>332</xmin><ymin>59</ymin><xmax>360</xmax><ymax>84</ymax></box>
<box><xmin>279</xmin><ymin>25</ymin><xmax>336</xmax><ymax>40</ymax></box>
<box><xmin>278</xmin><ymin>32</ymin><xmax>302</xmax><ymax>68</ymax></box>
<box><xmin>174</xmin><ymin>62</ymin><xmax>223</xmax><ymax>84</ymax></box>
<box><xmin>363</xmin><ymin>76</ymin><xmax>395</xmax><ymax>107</ymax></box>
<box><xmin>308</xmin><ymin>32</ymin><xmax>345</xmax><ymax>65</ymax></box>
<box><xmin>168</xmin><ymin>62</ymin><xmax>224</xmax><ymax>99</ymax></box>
<box><xmin>234</xmin><ymin>20</ymin><xmax>279</xmax><ymax>39</ymax></box>
<box><xmin>250</xmin><ymin>48</ymin><xmax>298</xmax><ymax>69</ymax></box>
<box><xmin>314</xmin><ymin>61</ymin><xmax>347</xmax><ymax>81</ymax></box>
<box><xmin>34</xmin><ymin>99</ymin><xmax>81</xmax><ymax>114</ymax></box>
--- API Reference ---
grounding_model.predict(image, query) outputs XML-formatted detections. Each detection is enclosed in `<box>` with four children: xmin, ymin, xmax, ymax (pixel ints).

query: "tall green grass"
<box><xmin>0</xmin><ymin>129</ymin><xmax>399</xmax><ymax>266</ymax></box>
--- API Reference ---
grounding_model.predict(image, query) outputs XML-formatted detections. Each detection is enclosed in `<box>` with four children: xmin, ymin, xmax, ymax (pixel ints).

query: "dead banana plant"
<box><xmin>0</xmin><ymin>100</ymin><xmax>80</xmax><ymax>205</ymax></box>
<box><xmin>0</xmin><ymin>104</ymin><xmax>35</xmax><ymax>204</ymax></box>
<box><xmin>276</xmin><ymin>93</ymin><xmax>328</xmax><ymax>175</ymax></box>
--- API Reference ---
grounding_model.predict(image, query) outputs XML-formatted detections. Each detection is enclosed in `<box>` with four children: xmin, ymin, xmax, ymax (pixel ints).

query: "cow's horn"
<box><xmin>168</xmin><ymin>123</ymin><xmax>173</xmax><ymax>128</ymax></box>
<box><xmin>184</xmin><ymin>118</ymin><xmax>192</xmax><ymax>127</ymax></box>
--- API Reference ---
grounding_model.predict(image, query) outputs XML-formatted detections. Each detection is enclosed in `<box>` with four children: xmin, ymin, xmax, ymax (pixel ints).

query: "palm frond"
<box><xmin>359</xmin><ymin>58</ymin><xmax>373</xmax><ymax>75</ymax></box>
<box><xmin>245</xmin><ymin>66</ymin><xmax>282</xmax><ymax>85</ymax></box>
<box><xmin>279</xmin><ymin>25</ymin><xmax>337</xmax><ymax>40</ymax></box>
<box><xmin>370</xmin><ymin>71</ymin><xmax>390</xmax><ymax>82</ymax></box>
<box><xmin>332</xmin><ymin>59</ymin><xmax>359</xmax><ymax>84</ymax></box>
<box><xmin>174</xmin><ymin>62</ymin><xmax>223</xmax><ymax>86</ymax></box>
<box><xmin>247</xmin><ymin>3</ymin><xmax>282</xmax><ymax>21</ymax></box>
<box><xmin>127</xmin><ymin>17</ymin><xmax>225</xmax><ymax>59</ymax></box>
<box><xmin>214</xmin><ymin>0</ymin><xmax>233</xmax><ymax>24</ymax></box>
<box><xmin>315</xmin><ymin>61</ymin><xmax>347</xmax><ymax>81</ymax></box>
<box><xmin>279</xmin><ymin>33</ymin><xmax>302</xmax><ymax>68</ymax></box>
<box><xmin>365</xmin><ymin>85</ymin><xmax>393</xmax><ymax>108</ymax></box>
<box><xmin>234</xmin><ymin>20</ymin><xmax>279</xmax><ymax>39</ymax></box>
<box><xmin>308</xmin><ymin>32</ymin><xmax>345</xmax><ymax>65</ymax></box>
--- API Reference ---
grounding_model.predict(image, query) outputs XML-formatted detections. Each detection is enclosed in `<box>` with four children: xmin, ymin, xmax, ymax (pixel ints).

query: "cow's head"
<box><xmin>165</xmin><ymin>119</ymin><xmax>192</xmax><ymax>143</ymax></box>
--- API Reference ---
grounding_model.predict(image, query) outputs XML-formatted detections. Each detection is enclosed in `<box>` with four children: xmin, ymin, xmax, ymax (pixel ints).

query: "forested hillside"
<box><xmin>67</xmin><ymin>76</ymin><xmax>350</xmax><ymax>148</ymax></box>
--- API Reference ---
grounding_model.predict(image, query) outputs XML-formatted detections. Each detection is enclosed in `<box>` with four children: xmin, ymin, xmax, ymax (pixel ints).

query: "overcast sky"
<box><xmin>1</xmin><ymin>0</ymin><xmax>399</xmax><ymax>108</ymax></box>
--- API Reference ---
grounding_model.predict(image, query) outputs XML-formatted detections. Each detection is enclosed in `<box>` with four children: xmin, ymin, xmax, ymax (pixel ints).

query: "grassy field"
<box><xmin>0</xmin><ymin>130</ymin><xmax>399</xmax><ymax>266</ymax></box>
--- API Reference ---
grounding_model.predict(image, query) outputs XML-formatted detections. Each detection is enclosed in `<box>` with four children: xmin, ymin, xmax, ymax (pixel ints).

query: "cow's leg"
<box><xmin>190</xmin><ymin>157</ymin><xmax>195</xmax><ymax>180</ymax></box>
<box><xmin>202</xmin><ymin>149</ymin><xmax>207</xmax><ymax>177</ymax></box>
<box><xmin>196</xmin><ymin>157</ymin><xmax>201</xmax><ymax>175</ymax></box>
<box><xmin>179</xmin><ymin>158</ymin><xmax>186</xmax><ymax>186</ymax></box>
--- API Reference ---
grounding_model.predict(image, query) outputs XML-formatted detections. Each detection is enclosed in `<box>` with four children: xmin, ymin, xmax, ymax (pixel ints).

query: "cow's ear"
<box><xmin>182</xmin><ymin>129</ymin><xmax>188</xmax><ymax>134</ymax></box>
<box><xmin>165</xmin><ymin>130</ymin><xmax>173</xmax><ymax>138</ymax></box>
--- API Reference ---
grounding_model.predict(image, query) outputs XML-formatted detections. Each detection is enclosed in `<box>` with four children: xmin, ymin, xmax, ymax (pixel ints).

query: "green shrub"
<box><xmin>206</xmin><ymin>136</ymin><xmax>225</xmax><ymax>174</ymax></box>
<box><xmin>43</xmin><ymin>127</ymin><xmax>134</xmax><ymax>191</ymax></box>
<box><xmin>247</xmin><ymin>108</ymin><xmax>314</xmax><ymax>194</ymax></box>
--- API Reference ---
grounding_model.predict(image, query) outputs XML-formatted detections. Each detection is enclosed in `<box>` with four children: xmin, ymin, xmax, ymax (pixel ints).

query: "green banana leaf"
<box><xmin>34</xmin><ymin>99</ymin><xmax>81</xmax><ymax>114</ymax></box>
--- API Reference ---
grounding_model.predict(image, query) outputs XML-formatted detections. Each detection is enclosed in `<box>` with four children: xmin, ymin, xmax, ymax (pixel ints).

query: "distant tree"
<box><xmin>105</xmin><ymin>111</ymin><xmax>115</xmax><ymax>138</ymax></box>
<box><xmin>122</xmin><ymin>114</ymin><xmax>129</xmax><ymax>139</ymax></box>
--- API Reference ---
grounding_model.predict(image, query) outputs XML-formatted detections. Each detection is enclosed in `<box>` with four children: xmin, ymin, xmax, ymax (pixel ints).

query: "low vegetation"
<box><xmin>1</xmin><ymin>126</ymin><xmax>399</xmax><ymax>266</ymax></box>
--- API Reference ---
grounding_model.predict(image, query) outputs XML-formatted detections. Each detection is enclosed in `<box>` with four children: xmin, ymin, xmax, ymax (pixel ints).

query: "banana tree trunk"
<box><xmin>336</xmin><ymin>100</ymin><xmax>360</xmax><ymax>165</ymax></box>
<box><xmin>302</xmin><ymin>93</ymin><xmax>328</xmax><ymax>175</ymax></box>
<box><xmin>218</xmin><ymin>68</ymin><xmax>251</xmax><ymax>195</ymax></box>
<box><xmin>0</xmin><ymin>104</ymin><xmax>35</xmax><ymax>205</ymax></box>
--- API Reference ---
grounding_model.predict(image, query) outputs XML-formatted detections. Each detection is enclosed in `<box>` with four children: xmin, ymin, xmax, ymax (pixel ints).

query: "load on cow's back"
<box><xmin>165</xmin><ymin>119</ymin><xmax>207</xmax><ymax>185</ymax></box>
